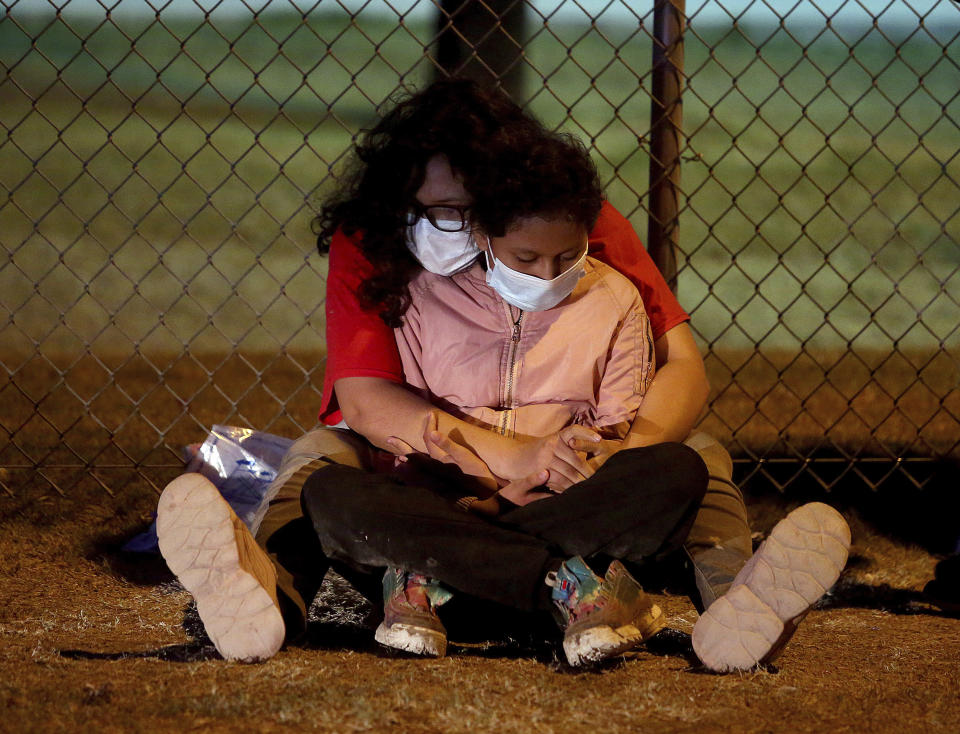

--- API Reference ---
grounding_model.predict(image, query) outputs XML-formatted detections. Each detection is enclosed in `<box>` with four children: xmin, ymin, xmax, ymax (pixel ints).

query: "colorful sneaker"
<box><xmin>691</xmin><ymin>502</ymin><xmax>851</xmax><ymax>672</ymax></box>
<box><xmin>156</xmin><ymin>473</ymin><xmax>285</xmax><ymax>662</ymax></box>
<box><xmin>374</xmin><ymin>568</ymin><xmax>452</xmax><ymax>657</ymax></box>
<box><xmin>547</xmin><ymin>556</ymin><xmax>665</xmax><ymax>666</ymax></box>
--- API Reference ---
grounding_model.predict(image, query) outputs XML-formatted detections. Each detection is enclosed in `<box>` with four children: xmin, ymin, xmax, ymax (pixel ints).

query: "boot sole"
<box><xmin>692</xmin><ymin>502</ymin><xmax>850</xmax><ymax>672</ymax></box>
<box><xmin>157</xmin><ymin>473</ymin><xmax>285</xmax><ymax>662</ymax></box>
<box><xmin>564</xmin><ymin>603</ymin><xmax>665</xmax><ymax>666</ymax></box>
<box><xmin>374</xmin><ymin>622</ymin><xmax>447</xmax><ymax>657</ymax></box>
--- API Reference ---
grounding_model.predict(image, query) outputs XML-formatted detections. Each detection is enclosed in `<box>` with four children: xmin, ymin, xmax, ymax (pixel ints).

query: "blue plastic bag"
<box><xmin>123</xmin><ymin>425</ymin><xmax>293</xmax><ymax>553</ymax></box>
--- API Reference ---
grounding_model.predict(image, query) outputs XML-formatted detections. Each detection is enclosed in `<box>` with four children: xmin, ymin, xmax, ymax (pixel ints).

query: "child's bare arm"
<box><xmin>336</xmin><ymin>376</ymin><xmax>599</xmax><ymax>489</ymax></box>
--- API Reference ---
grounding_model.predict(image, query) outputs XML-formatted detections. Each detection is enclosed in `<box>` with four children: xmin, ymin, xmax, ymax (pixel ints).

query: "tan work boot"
<box><xmin>691</xmin><ymin>502</ymin><xmax>851</xmax><ymax>672</ymax></box>
<box><xmin>157</xmin><ymin>473</ymin><xmax>285</xmax><ymax>662</ymax></box>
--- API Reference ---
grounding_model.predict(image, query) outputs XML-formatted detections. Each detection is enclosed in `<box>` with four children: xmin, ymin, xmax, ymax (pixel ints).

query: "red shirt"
<box><xmin>320</xmin><ymin>200</ymin><xmax>689</xmax><ymax>424</ymax></box>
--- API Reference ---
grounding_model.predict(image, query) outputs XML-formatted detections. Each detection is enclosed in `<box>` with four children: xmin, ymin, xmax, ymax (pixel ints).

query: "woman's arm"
<box><xmin>576</xmin><ymin>322</ymin><xmax>709</xmax><ymax>465</ymax></box>
<box><xmin>587</xmin><ymin>204</ymin><xmax>708</xmax><ymax>444</ymax></box>
<box><xmin>621</xmin><ymin>322</ymin><xmax>709</xmax><ymax>448</ymax></box>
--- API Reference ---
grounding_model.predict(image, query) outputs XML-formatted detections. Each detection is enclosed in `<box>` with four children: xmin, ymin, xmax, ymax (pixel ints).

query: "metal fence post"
<box><xmin>647</xmin><ymin>0</ymin><xmax>685</xmax><ymax>292</ymax></box>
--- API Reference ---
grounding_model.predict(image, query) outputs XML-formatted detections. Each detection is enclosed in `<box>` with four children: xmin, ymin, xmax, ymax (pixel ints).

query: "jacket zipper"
<box><xmin>499</xmin><ymin>309</ymin><xmax>524</xmax><ymax>435</ymax></box>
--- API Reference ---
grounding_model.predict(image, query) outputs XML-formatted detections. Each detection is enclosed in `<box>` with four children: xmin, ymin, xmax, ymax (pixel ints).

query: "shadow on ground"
<box><xmin>739</xmin><ymin>454</ymin><xmax>960</xmax><ymax>555</ymax></box>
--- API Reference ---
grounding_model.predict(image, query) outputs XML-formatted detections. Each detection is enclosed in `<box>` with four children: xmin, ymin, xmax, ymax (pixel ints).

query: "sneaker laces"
<box><xmin>384</xmin><ymin>568</ymin><xmax>453</xmax><ymax>611</ymax></box>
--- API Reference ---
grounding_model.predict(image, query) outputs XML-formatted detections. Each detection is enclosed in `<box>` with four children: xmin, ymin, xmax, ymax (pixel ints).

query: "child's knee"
<box><xmin>613</xmin><ymin>442</ymin><xmax>709</xmax><ymax>502</ymax></box>
<box><xmin>660</xmin><ymin>442</ymin><xmax>711</xmax><ymax>501</ymax></box>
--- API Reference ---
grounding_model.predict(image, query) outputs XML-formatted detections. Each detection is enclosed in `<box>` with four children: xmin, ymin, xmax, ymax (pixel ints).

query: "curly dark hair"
<box><xmin>314</xmin><ymin>79</ymin><xmax>603</xmax><ymax>326</ymax></box>
<box><xmin>469</xmin><ymin>130</ymin><xmax>604</xmax><ymax>241</ymax></box>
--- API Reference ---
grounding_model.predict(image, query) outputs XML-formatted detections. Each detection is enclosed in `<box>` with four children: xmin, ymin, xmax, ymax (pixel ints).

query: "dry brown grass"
<box><xmin>2</xmin><ymin>352</ymin><xmax>960</xmax><ymax>732</ymax></box>
<box><xmin>4</xmin><ymin>346</ymin><xmax>958</xmax><ymax>500</ymax></box>
<box><xmin>1</xmin><ymin>492</ymin><xmax>959</xmax><ymax>733</ymax></box>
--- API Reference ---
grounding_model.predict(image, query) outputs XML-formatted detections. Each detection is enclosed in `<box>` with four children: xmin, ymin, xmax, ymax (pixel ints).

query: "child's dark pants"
<box><xmin>300</xmin><ymin>443</ymin><xmax>708</xmax><ymax>612</ymax></box>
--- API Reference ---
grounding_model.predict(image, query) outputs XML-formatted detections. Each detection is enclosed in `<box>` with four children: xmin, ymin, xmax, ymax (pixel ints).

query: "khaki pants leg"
<box><xmin>683</xmin><ymin>432</ymin><xmax>754</xmax><ymax>611</ymax></box>
<box><xmin>251</xmin><ymin>427</ymin><xmax>379</xmax><ymax>640</ymax></box>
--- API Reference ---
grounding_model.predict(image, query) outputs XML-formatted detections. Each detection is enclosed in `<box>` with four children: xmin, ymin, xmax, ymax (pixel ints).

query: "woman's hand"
<box><xmin>497</xmin><ymin>469</ymin><xmax>552</xmax><ymax>507</ymax></box>
<box><xmin>582</xmin><ymin>438</ymin><xmax>622</xmax><ymax>472</ymax></box>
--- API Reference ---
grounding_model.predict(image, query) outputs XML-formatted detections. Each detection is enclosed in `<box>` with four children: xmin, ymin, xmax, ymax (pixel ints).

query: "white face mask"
<box><xmin>484</xmin><ymin>243</ymin><xmax>587</xmax><ymax>312</ymax></box>
<box><xmin>405</xmin><ymin>217</ymin><xmax>480</xmax><ymax>275</ymax></box>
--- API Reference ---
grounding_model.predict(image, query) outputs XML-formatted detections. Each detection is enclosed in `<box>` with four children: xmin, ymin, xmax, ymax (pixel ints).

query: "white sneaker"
<box><xmin>691</xmin><ymin>502</ymin><xmax>851</xmax><ymax>672</ymax></box>
<box><xmin>157</xmin><ymin>473</ymin><xmax>285</xmax><ymax>662</ymax></box>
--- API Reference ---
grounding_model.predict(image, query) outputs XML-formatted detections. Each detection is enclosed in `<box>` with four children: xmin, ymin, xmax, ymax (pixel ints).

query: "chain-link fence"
<box><xmin>2</xmin><ymin>0</ymin><xmax>958</xmax><ymax>500</ymax></box>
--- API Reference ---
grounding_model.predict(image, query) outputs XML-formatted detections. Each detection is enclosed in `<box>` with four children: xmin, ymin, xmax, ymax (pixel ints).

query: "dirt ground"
<box><xmin>2</xmin><ymin>475</ymin><xmax>959</xmax><ymax>733</ymax></box>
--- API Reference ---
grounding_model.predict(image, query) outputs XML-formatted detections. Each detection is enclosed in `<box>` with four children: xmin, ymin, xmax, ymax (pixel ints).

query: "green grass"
<box><xmin>1</xmin><ymin>10</ymin><xmax>958</xmax><ymax>453</ymax></box>
<box><xmin>2</xmin><ymin>9</ymin><xmax>958</xmax><ymax>357</ymax></box>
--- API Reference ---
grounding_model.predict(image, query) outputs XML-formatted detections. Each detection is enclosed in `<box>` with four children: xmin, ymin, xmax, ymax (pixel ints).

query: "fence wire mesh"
<box><xmin>1</xmin><ymin>0</ymin><xmax>958</xmax><ymax>499</ymax></box>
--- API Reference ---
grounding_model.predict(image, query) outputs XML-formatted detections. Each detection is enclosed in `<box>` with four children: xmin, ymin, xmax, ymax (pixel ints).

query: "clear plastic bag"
<box><xmin>123</xmin><ymin>425</ymin><xmax>293</xmax><ymax>553</ymax></box>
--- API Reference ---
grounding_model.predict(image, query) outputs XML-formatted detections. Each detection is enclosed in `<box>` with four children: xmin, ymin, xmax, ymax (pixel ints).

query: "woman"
<box><xmin>301</xmin><ymin>128</ymin><xmax>708</xmax><ymax>665</ymax></box>
<box><xmin>309</xmin><ymin>79</ymin><xmax>754</xmax><ymax>617</ymax></box>
<box><xmin>317</xmin><ymin>81</ymin><xmax>707</xmax><ymax>482</ymax></box>
<box><xmin>156</xmin><ymin>80</ymin><xmax>849</xmax><ymax>672</ymax></box>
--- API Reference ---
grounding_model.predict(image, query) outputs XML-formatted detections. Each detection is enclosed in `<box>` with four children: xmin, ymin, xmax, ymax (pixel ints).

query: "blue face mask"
<box><xmin>484</xmin><ymin>242</ymin><xmax>587</xmax><ymax>312</ymax></box>
<box><xmin>405</xmin><ymin>217</ymin><xmax>480</xmax><ymax>275</ymax></box>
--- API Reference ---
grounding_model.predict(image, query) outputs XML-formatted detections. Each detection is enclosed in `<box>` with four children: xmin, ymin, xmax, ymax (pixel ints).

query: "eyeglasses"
<box><xmin>408</xmin><ymin>203</ymin><xmax>472</xmax><ymax>232</ymax></box>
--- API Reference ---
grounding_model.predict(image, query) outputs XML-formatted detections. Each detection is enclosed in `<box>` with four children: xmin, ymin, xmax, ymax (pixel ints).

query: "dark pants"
<box><xmin>255</xmin><ymin>427</ymin><xmax>749</xmax><ymax>641</ymax></box>
<box><xmin>301</xmin><ymin>443</ymin><xmax>708</xmax><ymax>612</ymax></box>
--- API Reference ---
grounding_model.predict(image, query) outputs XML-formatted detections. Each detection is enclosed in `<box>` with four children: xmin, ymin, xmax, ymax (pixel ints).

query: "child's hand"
<box><xmin>424</xmin><ymin>436</ymin><xmax>499</xmax><ymax>495</ymax></box>
<box><xmin>515</xmin><ymin>425</ymin><xmax>600</xmax><ymax>491</ymax></box>
<box><xmin>498</xmin><ymin>470</ymin><xmax>552</xmax><ymax>507</ymax></box>
<box><xmin>387</xmin><ymin>417</ymin><xmax>500</xmax><ymax>496</ymax></box>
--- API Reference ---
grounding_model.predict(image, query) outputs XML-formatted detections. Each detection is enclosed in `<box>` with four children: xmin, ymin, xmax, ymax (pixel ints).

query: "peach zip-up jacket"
<box><xmin>395</xmin><ymin>257</ymin><xmax>656</xmax><ymax>440</ymax></box>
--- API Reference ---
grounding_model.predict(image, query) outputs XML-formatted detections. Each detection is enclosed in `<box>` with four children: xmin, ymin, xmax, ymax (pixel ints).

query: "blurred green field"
<box><xmin>1</xmin><ymin>7</ymin><xmax>958</xmax><ymax>362</ymax></box>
